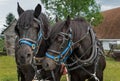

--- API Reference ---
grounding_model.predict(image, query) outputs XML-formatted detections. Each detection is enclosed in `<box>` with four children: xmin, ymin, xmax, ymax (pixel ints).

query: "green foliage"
<box><xmin>6</xmin><ymin>13</ymin><xmax>15</xmax><ymax>26</ymax></box>
<box><xmin>41</xmin><ymin>0</ymin><xmax>103</xmax><ymax>26</ymax></box>
<box><xmin>1</xmin><ymin>13</ymin><xmax>15</xmax><ymax>35</ymax></box>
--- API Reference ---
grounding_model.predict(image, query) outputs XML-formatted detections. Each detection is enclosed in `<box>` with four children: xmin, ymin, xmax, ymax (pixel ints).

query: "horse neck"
<box><xmin>72</xmin><ymin>25</ymin><xmax>93</xmax><ymax>59</ymax></box>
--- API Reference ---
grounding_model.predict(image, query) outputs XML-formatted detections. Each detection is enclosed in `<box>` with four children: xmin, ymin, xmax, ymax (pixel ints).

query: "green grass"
<box><xmin>104</xmin><ymin>57</ymin><xmax>120</xmax><ymax>81</ymax></box>
<box><xmin>0</xmin><ymin>56</ymin><xmax>17</xmax><ymax>81</ymax></box>
<box><xmin>0</xmin><ymin>56</ymin><xmax>120</xmax><ymax>81</ymax></box>
<box><xmin>0</xmin><ymin>39</ymin><xmax>4</xmax><ymax>51</ymax></box>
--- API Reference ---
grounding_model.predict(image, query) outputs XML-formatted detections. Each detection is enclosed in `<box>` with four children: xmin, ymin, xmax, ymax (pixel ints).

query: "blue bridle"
<box><xmin>19</xmin><ymin>18</ymin><xmax>43</xmax><ymax>54</ymax></box>
<box><xmin>46</xmin><ymin>31</ymin><xmax>73</xmax><ymax>63</ymax></box>
<box><xmin>19</xmin><ymin>30</ymin><xmax>43</xmax><ymax>53</ymax></box>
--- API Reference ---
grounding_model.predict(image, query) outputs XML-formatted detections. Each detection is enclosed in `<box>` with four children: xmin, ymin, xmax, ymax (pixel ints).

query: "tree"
<box><xmin>1</xmin><ymin>13</ymin><xmax>15</xmax><ymax>35</ymax></box>
<box><xmin>41</xmin><ymin>0</ymin><xmax>102</xmax><ymax>26</ymax></box>
<box><xmin>5</xmin><ymin>13</ymin><xmax>15</xmax><ymax>26</ymax></box>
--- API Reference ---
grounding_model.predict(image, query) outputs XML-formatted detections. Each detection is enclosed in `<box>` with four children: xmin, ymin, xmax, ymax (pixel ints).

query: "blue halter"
<box><xmin>46</xmin><ymin>33</ymin><xmax>73</xmax><ymax>63</ymax></box>
<box><xmin>19</xmin><ymin>39</ymin><xmax>37</xmax><ymax>49</ymax></box>
<box><xmin>19</xmin><ymin>30</ymin><xmax>43</xmax><ymax>52</ymax></box>
<box><xmin>19</xmin><ymin>17</ymin><xmax>44</xmax><ymax>54</ymax></box>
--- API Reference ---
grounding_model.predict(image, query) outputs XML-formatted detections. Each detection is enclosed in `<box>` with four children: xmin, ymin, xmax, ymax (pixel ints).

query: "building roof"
<box><xmin>94</xmin><ymin>7</ymin><xmax>120</xmax><ymax>39</ymax></box>
<box><xmin>1</xmin><ymin>19</ymin><xmax>17</xmax><ymax>34</ymax></box>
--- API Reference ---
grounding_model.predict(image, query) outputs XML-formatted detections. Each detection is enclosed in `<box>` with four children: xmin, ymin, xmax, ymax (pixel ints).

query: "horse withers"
<box><xmin>15</xmin><ymin>3</ymin><xmax>50</xmax><ymax>81</ymax></box>
<box><xmin>42</xmin><ymin>16</ymin><xmax>106</xmax><ymax>81</ymax></box>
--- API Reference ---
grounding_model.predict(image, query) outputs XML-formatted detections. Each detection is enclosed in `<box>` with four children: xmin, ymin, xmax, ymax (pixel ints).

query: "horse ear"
<box><xmin>17</xmin><ymin>2</ymin><xmax>24</xmax><ymax>16</ymax></box>
<box><xmin>65</xmin><ymin>15</ymin><xmax>71</xmax><ymax>27</ymax></box>
<box><xmin>34</xmin><ymin>4</ymin><xmax>42</xmax><ymax>18</ymax></box>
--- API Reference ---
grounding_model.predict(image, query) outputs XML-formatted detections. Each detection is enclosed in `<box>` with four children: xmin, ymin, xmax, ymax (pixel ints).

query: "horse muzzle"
<box><xmin>42</xmin><ymin>57</ymin><xmax>57</xmax><ymax>71</ymax></box>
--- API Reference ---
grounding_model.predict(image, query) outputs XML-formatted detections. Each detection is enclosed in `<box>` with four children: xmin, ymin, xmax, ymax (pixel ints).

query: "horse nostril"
<box><xmin>27</xmin><ymin>53</ymin><xmax>31</xmax><ymax>58</ymax></box>
<box><xmin>42</xmin><ymin>62</ymin><xmax>50</xmax><ymax>70</ymax></box>
<box><xmin>20</xmin><ymin>56</ymin><xmax>24</xmax><ymax>59</ymax></box>
<box><xmin>45</xmin><ymin>63</ymin><xmax>49</xmax><ymax>67</ymax></box>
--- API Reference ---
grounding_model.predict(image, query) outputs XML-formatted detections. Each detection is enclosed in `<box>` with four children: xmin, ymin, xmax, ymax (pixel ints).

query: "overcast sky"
<box><xmin>0</xmin><ymin>0</ymin><xmax>120</xmax><ymax>34</ymax></box>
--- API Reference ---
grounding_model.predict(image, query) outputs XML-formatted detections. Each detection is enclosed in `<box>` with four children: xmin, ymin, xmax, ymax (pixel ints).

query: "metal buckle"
<box><xmin>32</xmin><ymin>44</ymin><xmax>36</xmax><ymax>50</ymax></box>
<box><xmin>54</xmin><ymin>57</ymin><xmax>59</xmax><ymax>62</ymax></box>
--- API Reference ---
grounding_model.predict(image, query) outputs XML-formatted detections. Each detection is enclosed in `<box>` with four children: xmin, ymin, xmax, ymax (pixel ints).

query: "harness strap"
<box><xmin>46</xmin><ymin>40</ymin><xmax>73</xmax><ymax>63</ymax></box>
<box><xmin>72</xmin><ymin>27</ymin><xmax>90</xmax><ymax>46</ymax></box>
<box><xmin>34</xmin><ymin>18</ymin><xmax>49</xmax><ymax>40</ymax></box>
<box><xmin>19</xmin><ymin>39</ymin><xmax>37</xmax><ymax>50</ymax></box>
<box><xmin>37</xmin><ymin>30</ymin><xmax>43</xmax><ymax>42</ymax></box>
<box><xmin>68</xmin><ymin>53</ymin><xmax>100</xmax><ymax>81</ymax></box>
<box><xmin>62</xmin><ymin>26</ymin><xmax>101</xmax><ymax>81</ymax></box>
<box><xmin>48</xmin><ymin>49</ymin><xmax>60</xmax><ymax>54</ymax></box>
<box><xmin>63</xmin><ymin>26</ymin><xmax>97</xmax><ymax>67</ymax></box>
<box><xmin>72</xmin><ymin>27</ymin><xmax>97</xmax><ymax>64</ymax></box>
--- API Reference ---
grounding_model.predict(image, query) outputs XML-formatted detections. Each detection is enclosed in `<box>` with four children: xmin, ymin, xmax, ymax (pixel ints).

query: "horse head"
<box><xmin>42</xmin><ymin>15</ymin><xmax>93</xmax><ymax>70</ymax></box>
<box><xmin>42</xmin><ymin>15</ymin><xmax>72</xmax><ymax>71</ymax></box>
<box><xmin>15</xmin><ymin>3</ymin><xmax>49</xmax><ymax>66</ymax></box>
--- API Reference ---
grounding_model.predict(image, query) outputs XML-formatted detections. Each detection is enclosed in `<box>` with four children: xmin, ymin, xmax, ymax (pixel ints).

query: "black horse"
<box><xmin>15</xmin><ymin>3</ymin><xmax>55</xmax><ymax>81</ymax></box>
<box><xmin>42</xmin><ymin>16</ymin><xmax>106</xmax><ymax>81</ymax></box>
